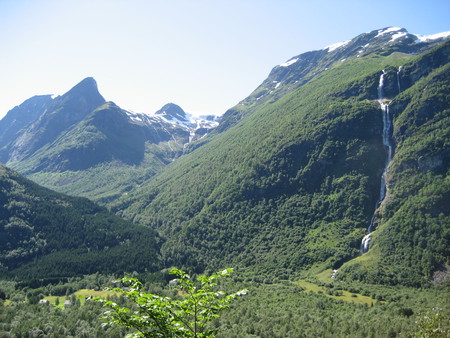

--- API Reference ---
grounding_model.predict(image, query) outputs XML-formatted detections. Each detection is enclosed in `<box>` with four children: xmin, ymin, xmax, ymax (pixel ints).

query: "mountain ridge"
<box><xmin>0</xmin><ymin>79</ymin><xmax>219</xmax><ymax>203</ymax></box>
<box><xmin>0</xmin><ymin>77</ymin><xmax>106</xmax><ymax>164</ymax></box>
<box><xmin>0</xmin><ymin>95</ymin><xmax>54</xmax><ymax>155</ymax></box>
<box><xmin>214</xmin><ymin>27</ymin><xmax>450</xmax><ymax>134</ymax></box>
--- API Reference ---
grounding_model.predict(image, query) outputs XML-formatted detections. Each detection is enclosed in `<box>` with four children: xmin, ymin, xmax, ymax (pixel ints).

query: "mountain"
<box><xmin>1</xmin><ymin>26</ymin><xmax>448</xmax><ymax>338</ymax></box>
<box><xmin>0</xmin><ymin>82</ymin><xmax>218</xmax><ymax>203</ymax></box>
<box><xmin>0</xmin><ymin>95</ymin><xmax>54</xmax><ymax>152</ymax></box>
<box><xmin>155</xmin><ymin>103</ymin><xmax>190</xmax><ymax>124</ymax></box>
<box><xmin>0</xmin><ymin>77</ymin><xmax>106</xmax><ymax>164</ymax></box>
<box><xmin>114</xmin><ymin>27</ymin><xmax>450</xmax><ymax>286</ymax></box>
<box><xmin>125</xmin><ymin>102</ymin><xmax>219</xmax><ymax>145</ymax></box>
<box><xmin>215</xmin><ymin>27</ymin><xmax>450</xmax><ymax>134</ymax></box>
<box><xmin>0</xmin><ymin>163</ymin><xmax>161</xmax><ymax>279</ymax></box>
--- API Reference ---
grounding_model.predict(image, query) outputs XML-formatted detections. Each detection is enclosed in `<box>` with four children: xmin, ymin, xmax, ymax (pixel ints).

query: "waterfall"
<box><xmin>397</xmin><ymin>66</ymin><xmax>403</xmax><ymax>93</ymax></box>
<box><xmin>361</xmin><ymin>70</ymin><xmax>394</xmax><ymax>253</ymax></box>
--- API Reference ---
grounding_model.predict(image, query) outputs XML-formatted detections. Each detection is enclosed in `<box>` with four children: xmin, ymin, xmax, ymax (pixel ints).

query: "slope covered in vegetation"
<box><xmin>340</xmin><ymin>42</ymin><xmax>450</xmax><ymax>286</ymax></box>
<box><xmin>116</xmin><ymin>37</ymin><xmax>450</xmax><ymax>286</ymax></box>
<box><xmin>0</xmin><ymin>164</ymin><xmax>161</xmax><ymax>279</ymax></box>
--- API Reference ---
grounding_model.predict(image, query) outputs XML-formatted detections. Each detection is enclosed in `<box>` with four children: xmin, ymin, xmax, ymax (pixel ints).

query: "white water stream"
<box><xmin>361</xmin><ymin>70</ymin><xmax>394</xmax><ymax>253</ymax></box>
<box><xmin>397</xmin><ymin>66</ymin><xmax>403</xmax><ymax>94</ymax></box>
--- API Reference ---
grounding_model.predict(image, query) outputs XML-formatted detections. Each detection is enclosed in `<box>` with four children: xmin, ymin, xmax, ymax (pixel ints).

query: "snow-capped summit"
<box><xmin>154</xmin><ymin>103</ymin><xmax>220</xmax><ymax>131</ymax></box>
<box><xmin>217</xmin><ymin>27</ymin><xmax>450</xmax><ymax>134</ymax></box>
<box><xmin>375</xmin><ymin>26</ymin><xmax>404</xmax><ymax>38</ymax></box>
<box><xmin>414</xmin><ymin>30</ymin><xmax>450</xmax><ymax>43</ymax></box>
<box><xmin>325</xmin><ymin>40</ymin><xmax>351</xmax><ymax>52</ymax></box>
<box><xmin>123</xmin><ymin>103</ymin><xmax>219</xmax><ymax>145</ymax></box>
<box><xmin>155</xmin><ymin>103</ymin><xmax>190</xmax><ymax>126</ymax></box>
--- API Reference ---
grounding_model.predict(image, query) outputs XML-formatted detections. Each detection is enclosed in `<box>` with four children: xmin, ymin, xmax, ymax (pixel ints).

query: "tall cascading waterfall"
<box><xmin>361</xmin><ymin>70</ymin><xmax>394</xmax><ymax>253</ymax></box>
<box><xmin>397</xmin><ymin>66</ymin><xmax>403</xmax><ymax>94</ymax></box>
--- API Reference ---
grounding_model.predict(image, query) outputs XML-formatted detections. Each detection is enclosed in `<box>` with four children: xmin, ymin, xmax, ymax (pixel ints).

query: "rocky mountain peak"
<box><xmin>56</xmin><ymin>77</ymin><xmax>105</xmax><ymax>108</ymax></box>
<box><xmin>1</xmin><ymin>77</ymin><xmax>107</xmax><ymax>163</ymax></box>
<box><xmin>155</xmin><ymin>103</ymin><xmax>189</xmax><ymax>123</ymax></box>
<box><xmin>67</xmin><ymin>77</ymin><xmax>100</xmax><ymax>94</ymax></box>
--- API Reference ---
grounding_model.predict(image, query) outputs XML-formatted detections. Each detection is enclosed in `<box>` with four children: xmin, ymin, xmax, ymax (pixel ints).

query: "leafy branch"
<box><xmin>94</xmin><ymin>268</ymin><xmax>247</xmax><ymax>337</ymax></box>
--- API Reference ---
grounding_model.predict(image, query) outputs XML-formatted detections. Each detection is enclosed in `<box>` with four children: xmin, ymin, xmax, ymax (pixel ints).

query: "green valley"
<box><xmin>0</xmin><ymin>27</ymin><xmax>449</xmax><ymax>337</ymax></box>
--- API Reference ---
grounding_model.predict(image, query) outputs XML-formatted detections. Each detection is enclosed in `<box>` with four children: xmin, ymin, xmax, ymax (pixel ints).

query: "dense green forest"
<box><xmin>0</xmin><ymin>164</ymin><xmax>162</xmax><ymax>279</ymax></box>
<box><xmin>1</xmin><ymin>271</ymin><xmax>449</xmax><ymax>337</ymax></box>
<box><xmin>115</xmin><ymin>40</ymin><xmax>450</xmax><ymax>287</ymax></box>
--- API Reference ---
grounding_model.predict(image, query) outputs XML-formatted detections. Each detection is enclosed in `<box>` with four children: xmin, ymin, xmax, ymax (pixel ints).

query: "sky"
<box><xmin>1</xmin><ymin>0</ymin><xmax>449</xmax><ymax>119</ymax></box>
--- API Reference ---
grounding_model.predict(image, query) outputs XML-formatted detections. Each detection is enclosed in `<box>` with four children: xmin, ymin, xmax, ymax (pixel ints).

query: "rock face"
<box><xmin>432</xmin><ymin>264</ymin><xmax>450</xmax><ymax>285</ymax></box>
<box><xmin>0</xmin><ymin>95</ymin><xmax>54</xmax><ymax>161</ymax></box>
<box><xmin>1</xmin><ymin>78</ymin><xmax>106</xmax><ymax>163</ymax></box>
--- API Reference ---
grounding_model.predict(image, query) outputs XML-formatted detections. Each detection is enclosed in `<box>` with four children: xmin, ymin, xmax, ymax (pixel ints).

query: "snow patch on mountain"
<box><xmin>125</xmin><ymin>110</ymin><xmax>143</xmax><ymax>122</ymax></box>
<box><xmin>124</xmin><ymin>106</ymin><xmax>219</xmax><ymax>145</ymax></box>
<box><xmin>159</xmin><ymin>111</ymin><xmax>191</xmax><ymax>128</ymax></box>
<box><xmin>373</xmin><ymin>27</ymin><xmax>450</xmax><ymax>44</ymax></box>
<box><xmin>376</xmin><ymin>27</ymin><xmax>402</xmax><ymax>37</ymax></box>
<box><xmin>326</xmin><ymin>40</ymin><xmax>351</xmax><ymax>52</ymax></box>
<box><xmin>279</xmin><ymin>58</ymin><xmax>299</xmax><ymax>67</ymax></box>
<box><xmin>414</xmin><ymin>31</ymin><xmax>450</xmax><ymax>43</ymax></box>
<box><xmin>391</xmin><ymin>31</ymin><xmax>408</xmax><ymax>41</ymax></box>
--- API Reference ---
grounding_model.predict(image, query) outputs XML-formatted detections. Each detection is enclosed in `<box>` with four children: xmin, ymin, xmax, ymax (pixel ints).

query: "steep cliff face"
<box><xmin>1</xmin><ymin>78</ymin><xmax>105</xmax><ymax>163</ymax></box>
<box><xmin>339</xmin><ymin>42</ymin><xmax>450</xmax><ymax>286</ymax></box>
<box><xmin>0</xmin><ymin>95</ymin><xmax>54</xmax><ymax>157</ymax></box>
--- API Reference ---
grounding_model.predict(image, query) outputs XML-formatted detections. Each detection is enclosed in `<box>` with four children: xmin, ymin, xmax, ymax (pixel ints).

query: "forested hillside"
<box><xmin>341</xmin><ymin>43</ymin><xmax>450</xmax><ymax>286</ymax></box>
<box><xmin>0</xmin><ymin>28</ymin><xmax>448</xmax><ymax>286</ymax></box>
<box><xmin>0</xmin><ymin>164</ymin><xmax>161</xmax><ymax>279</ymax></box>
<box><xmin>116</xmin><ymin>31</ymin><xmax>450</xmax><ymax>286</ymax></box>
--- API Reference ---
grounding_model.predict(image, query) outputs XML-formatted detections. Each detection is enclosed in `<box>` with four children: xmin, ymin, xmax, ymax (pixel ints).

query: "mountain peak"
<box><xmin>79</xmin><ymin>76</ymin><xmax>97</xmax><ymax>84</ymax></box>
<box><xmin>1</xmin><ymin>78</ymin><xmax>106</xmax><ymax>163</ymax></box>
<box><xmin>53</xmin><ymin>77</ymin><xmax>106</xmax><ymax>115</ymax></box>
<box><xmin>155</xmin><ymin>103</ymin><xmax>189</xmax><ymax>123</ymax></box>
<box><xmin>64</xmin><ymin>77</ymin><xmax>103</xmax><ymax>99</ymax></box>
<box><xmin>323</xmin><ymin>27</ymin><xmax>450</xmax><ymax>55</ymax></box>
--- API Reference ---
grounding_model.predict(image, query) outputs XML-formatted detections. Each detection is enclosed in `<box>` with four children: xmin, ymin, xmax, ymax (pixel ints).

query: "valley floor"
<box><xmin>1</xmin><ymin>272</ymin><xmax>449</xmax><ymax>337</ymax></box>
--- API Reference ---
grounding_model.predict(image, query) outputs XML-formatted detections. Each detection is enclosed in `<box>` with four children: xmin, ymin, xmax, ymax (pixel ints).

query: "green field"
<box><xmin>43</xmin><ymin>288</ymin><xmax>121</xmax><ymax>307</ymax></box>
<box><xmin>295</xmin><ymin>280</ymin><xmax>377</xmax><ymax>305</ymax></box>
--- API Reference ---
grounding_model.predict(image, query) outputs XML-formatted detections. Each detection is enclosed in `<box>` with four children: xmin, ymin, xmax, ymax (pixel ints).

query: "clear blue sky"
<box><xmin>1</xmin><ymin>0</ymin><xmax>449</xmax><ymax>119</ymax></box>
